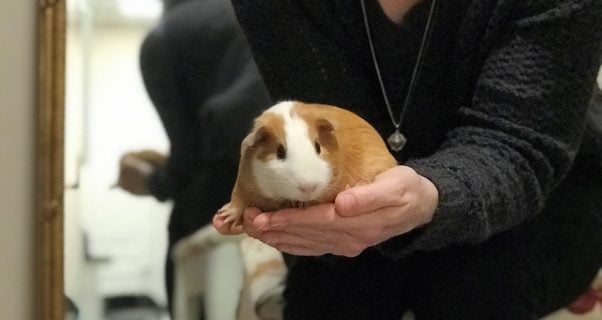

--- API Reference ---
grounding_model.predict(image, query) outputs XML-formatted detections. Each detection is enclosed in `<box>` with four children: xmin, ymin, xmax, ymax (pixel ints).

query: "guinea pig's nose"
<box><xmin>298</xmin><ymin>182</ymin><xmax>318</xmax><ymax>194</ymax></box>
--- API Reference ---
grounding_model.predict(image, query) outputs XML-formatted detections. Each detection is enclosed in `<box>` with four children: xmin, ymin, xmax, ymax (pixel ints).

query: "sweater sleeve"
<box><xmin>378</xmin><ymin>0</ymin><xmax>602</xmax><ymax>258</ymax></box>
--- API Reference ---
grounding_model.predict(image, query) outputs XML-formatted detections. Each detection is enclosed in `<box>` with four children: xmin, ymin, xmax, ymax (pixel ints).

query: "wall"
<box><xmin>64</xmin><ymin>23</ymin><xmax>171</xmax><ymax>317</ymax></box>
<box><xmin>78</xmin><ymin>26</ymin><xmax>170</xmax><ymax>306</ymax></box>
<box><xmin>0</xmin><ymin>0</ymin><xmax>36</xmax><ymax>319</ymax></box>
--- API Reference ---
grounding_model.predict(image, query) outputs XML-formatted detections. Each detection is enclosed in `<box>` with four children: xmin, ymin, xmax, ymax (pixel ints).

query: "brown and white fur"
<box><xmin>215</xmin><ymin>101</ymin><xmax>398</xmax><ymax>233</ymax></box>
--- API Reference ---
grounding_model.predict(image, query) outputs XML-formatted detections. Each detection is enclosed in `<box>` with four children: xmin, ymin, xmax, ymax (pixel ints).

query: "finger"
<box><xmin>335</xmin><ymin>181</ymin><xmax>402</xmax><ymax>217</ymax></box>
<box><xmin>336</xmin><ymin>166</ymin><xmax>418</xmax><ymax>217</ymax></box>
<box><xmin>338</xmin><ymin>205</ymin><xmax>417</xmax><ymax>243</ymax></box>
<box><xmin>277</xmin><ymin>213</ymin><xmax>386</xmax><ymax>244</ymax></box>
<box><xmin>266</xmin><ymin>204</ymin><xmax>337</xmax><ymax>230</ymax></box>
<box><xmin>242</xmin><ymin>208</ymin><xmax>261</xmax><ymax>239</ymax></box>
<box><xmin>230</xmin><ymin>225</ymin><xmax>244</xmax><ymax>234</ymax></box>
<box><xmin>242</xmin><ymin>207</ymin><xmax>266</xmax><ymax>238</ymax></box>
<box><xmin>261</xmin><ymin>221</ymin><xmax>345</xmax><ymax>245</ymax></box>
<box><xmin>262</xmin><ymin>230</ymin><xmax>330</xmax><ymax>250</ymax></box>
<box><xmin>243</xmin><ymin>207</ymin><xmax>262</xmax><ymax>225</ymax></box>
<box><xmin>264</xmin><ymin>230</ymin><xmax>364</xmax><ymax>258</ymax></box>
<box><xmin>261</xmin><ymin>230</ymin><xmax>331</xmax><ymax>256</ymax></box>
<box><xmin>264</xmin><ymin>205</ymin><xmax>405</xmax><ymax>243</ymax></box>
<box><xmin>212</xmin><ymin>215</ymin><xmax>244</xmax><ymax>235</ymax></box>
<box><xmin>212</xmin><ymin>215</ymin><xmax>228</xmax><ymax>233</ymax></box>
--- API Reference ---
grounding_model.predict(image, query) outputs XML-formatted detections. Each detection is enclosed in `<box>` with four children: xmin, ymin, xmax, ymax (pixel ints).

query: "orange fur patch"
<box><xmin>293</xmin><ymin>102</ymin><xmax>398</xmax><ymax>202</ymax></box>
<box><xmin>251</xmin><ymin>112</ymin><xmax>287</xmax><ymax>161</ymax></box>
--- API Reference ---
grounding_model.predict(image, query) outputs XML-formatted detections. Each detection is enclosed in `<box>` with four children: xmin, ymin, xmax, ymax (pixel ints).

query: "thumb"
<box><xmin>335</xmin><ymin>166</ymin><xmax>404</xmax><ymax>217</ymax></box>
<box><xmin>335</xmin><ymin>191</ymin><xmax>359</xmax><ymax>217</ymax></box>
<box><xmin>243</xmin><ymin>207</ymin><xmax>263</xmax><ymax>225</ymax></box>
<box><xmin>335</xmin><ymin>182</ymin><xmax>389</xmax><ymax>217</ymax></box>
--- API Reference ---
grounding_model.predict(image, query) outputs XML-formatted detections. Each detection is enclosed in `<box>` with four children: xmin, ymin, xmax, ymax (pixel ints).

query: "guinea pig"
<box><xmin>214</xmin><ymin>101</ymin><xmax>398</xmax><ymax>234</ymax></box>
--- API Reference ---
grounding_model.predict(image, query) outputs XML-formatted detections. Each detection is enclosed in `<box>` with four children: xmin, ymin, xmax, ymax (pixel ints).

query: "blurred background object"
<box><xmin>64</xmin><ymin>0</ymin><xmax>170</xmax><ymax>318</ymax></box>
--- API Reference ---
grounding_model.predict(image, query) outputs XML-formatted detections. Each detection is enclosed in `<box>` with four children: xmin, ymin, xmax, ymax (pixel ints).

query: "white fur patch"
<box><xmin>252</xmin><ymin>101</ymin><xmax>332</xmax><ymax>202</ymax></box>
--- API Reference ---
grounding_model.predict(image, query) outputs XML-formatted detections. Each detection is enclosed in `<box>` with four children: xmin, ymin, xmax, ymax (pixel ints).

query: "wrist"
<box><xmin>418</xmin><ymin>175</ymin><xmax>439</xmax><ymax>227</ymax></box>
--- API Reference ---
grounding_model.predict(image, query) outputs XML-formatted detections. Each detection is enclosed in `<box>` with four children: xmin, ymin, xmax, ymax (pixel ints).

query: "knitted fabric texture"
<box><xmin>232</xmin><ymin>0</ymin><xmax>602</xmax><ymax>258</ymax></box>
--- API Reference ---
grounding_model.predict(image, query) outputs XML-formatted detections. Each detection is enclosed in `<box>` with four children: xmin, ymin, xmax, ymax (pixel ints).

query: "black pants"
<box><xmin>283</xmin><ymin>165</ymin><xmax>602</xmax><ymax>320</ymax></box>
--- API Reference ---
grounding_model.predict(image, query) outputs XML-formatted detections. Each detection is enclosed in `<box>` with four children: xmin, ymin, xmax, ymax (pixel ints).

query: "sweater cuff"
<box><xmin>375</xmin><ymin>159</ymin><xmax>491</xmax><ymax>259</ymax></box>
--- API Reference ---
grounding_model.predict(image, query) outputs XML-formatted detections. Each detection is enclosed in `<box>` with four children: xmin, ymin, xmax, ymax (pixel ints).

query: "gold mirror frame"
<box><xmin>37</xmin><ymin>0</ymin><xmax>66</xmax><ymax>318</ymax></box>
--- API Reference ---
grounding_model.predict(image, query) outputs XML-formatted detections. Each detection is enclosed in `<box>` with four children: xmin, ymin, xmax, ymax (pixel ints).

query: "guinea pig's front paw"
<box><xmin>213</xmin><ymin>203</ymin><xmax>245</xmax><ymax>235</ymax></box>
<box><xmin>216</xmin><ymin>203</ymin><xmax>243</xmax><ymax>224</ymax></box>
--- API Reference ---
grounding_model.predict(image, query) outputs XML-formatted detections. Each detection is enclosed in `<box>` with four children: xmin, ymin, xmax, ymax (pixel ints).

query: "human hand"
<box><xmin>213</xmin><ymin>203</ymin><xmax>245</xmax><ymax>235</ymax></box>
<box><xmin>115</xmin><ymin>150</ymin><xmax>166</xmax><ymax>195</ymax></box>
<box><xmin>243</xmin><ymin>165</ymin><xmax>439</xmax><ymax>257</ymax></box>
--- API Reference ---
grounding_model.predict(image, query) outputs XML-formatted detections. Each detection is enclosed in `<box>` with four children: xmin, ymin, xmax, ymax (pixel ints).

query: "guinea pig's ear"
<box><xmin>242</xmin><ymin>126</ymin><xmax>272</xmax><ymax>151</ymax></box>
<box><xmin>315</xmin><ymin>119</ymin><xmax>338</xmax><ymax>149</ymax></box>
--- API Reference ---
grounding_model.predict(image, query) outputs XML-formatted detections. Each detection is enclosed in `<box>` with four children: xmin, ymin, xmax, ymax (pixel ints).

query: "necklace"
<box><xmin>360</xmin><ymin>0</ymin><xmax>439</xmax><ymax>152</ymax></box>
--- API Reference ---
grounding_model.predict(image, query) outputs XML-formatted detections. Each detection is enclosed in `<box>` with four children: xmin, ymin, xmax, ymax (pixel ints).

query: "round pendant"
<box><xmin>387</xmin><ymin>130</ymin><xmax>407</xmax><ymax>152</ymax></box>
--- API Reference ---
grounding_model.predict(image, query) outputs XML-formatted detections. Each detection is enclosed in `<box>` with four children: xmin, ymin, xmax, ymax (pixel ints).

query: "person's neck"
<box><xmin>378</xmin><ymin>0</ymin><xmax>423</xmax><ymax>24</ymax></box>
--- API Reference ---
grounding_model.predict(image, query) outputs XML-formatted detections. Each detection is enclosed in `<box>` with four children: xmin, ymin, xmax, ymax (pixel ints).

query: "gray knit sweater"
<box><xmin>231</xmin><ymin>0</ymin><xmax>602</xmax><ymax>258</ymax></box>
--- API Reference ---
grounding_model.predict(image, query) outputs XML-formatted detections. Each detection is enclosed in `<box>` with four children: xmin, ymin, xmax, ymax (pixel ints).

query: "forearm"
<box><xmin>379</xmin><ymin>0</ymin><xmax>602</xmax><ymax>257</ymax></box>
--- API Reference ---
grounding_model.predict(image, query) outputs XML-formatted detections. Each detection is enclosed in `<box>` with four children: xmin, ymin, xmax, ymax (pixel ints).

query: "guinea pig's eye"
<box><xmin>314</xmin><ymin>141</ymin><xmax>321</xmax><ymax>154</ymax></box>
<box><xmin>276</xmin><ymin>145</ymin><xmax>287</xmax><ymax>160</ymax></box>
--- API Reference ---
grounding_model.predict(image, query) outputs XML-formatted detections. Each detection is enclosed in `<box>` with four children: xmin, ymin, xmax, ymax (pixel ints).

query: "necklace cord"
<box><xmin>360</xmin><ymin>0</ymin><xmax>439</xmax><ymax>129</ymax></box>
